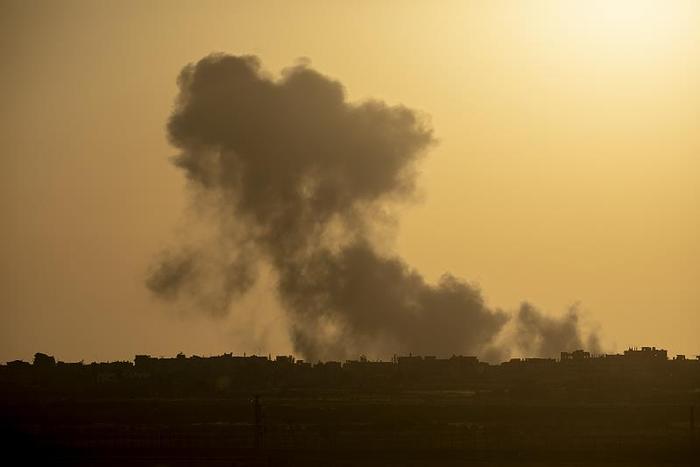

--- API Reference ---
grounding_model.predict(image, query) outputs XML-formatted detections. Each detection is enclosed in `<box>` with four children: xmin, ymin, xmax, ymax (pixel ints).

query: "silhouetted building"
<box><xmin>33</xmin><ymin>352</ymin><xmax>56</xmax><ymax>368</ymax></box>
<box><xmin>624</xmin><ymin>346</ymin><xmax>667</xmax><ymax>360</ymax></box>
<box><xmin>561</xmin><ymin>349</ymin><xmax>590</xmax><ymax>361</ymax></box>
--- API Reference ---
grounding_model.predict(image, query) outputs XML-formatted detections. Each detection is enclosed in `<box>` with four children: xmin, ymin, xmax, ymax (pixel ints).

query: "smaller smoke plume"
<box><xmin>148</xmin><ymin>53</ymin><xmax>600</xmax><ymax>362</ymax></box>
<box><xmin>514</xmin><ymin>303</ymin><xmax>601</xmax><ymax>357</ymax></box>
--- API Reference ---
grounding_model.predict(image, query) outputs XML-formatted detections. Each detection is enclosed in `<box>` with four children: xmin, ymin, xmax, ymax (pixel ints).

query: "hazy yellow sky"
<box><xmin>1</xmin><ymin>0</ymin><xmax>698</xmax><ymax>362</ymax></box>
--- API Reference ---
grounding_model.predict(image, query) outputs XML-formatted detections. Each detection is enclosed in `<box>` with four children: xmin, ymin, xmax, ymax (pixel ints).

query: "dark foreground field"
<box><xmin>2</xmin><ymin>391</ymin><xmax>697</xmax><ymax>466</ymax></box>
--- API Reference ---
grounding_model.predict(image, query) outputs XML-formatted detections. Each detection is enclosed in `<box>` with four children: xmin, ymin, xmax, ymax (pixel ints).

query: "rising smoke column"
<box><xmin>148</xmin><ymin>54</ymin><xmax>596</xmax><ymax>361</ymax></box>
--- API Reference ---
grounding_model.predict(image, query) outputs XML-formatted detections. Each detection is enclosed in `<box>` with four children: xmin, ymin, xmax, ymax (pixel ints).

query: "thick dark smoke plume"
<box><xmin>148</xmin><ymin>54</ymin><xmax>598</xmax><ymax>362</ymax></box>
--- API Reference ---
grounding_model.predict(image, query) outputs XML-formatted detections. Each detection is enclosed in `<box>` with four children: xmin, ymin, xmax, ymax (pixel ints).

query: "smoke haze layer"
<box><xmin>148</xmin><ymin>54</ymin><xmax>598</xmax><ymax>361</ymax></box>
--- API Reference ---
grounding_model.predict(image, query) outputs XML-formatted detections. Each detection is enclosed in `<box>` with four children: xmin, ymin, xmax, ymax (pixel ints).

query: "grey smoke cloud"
<box><xmin>514</xmin><ymin>303</ymin><xmax>600</xmax><ymax>358</ymax></box>
<box><xmin>148</xmin><ymin>53</ymin><xmax>598</xmax><ymax>361</ymax></box>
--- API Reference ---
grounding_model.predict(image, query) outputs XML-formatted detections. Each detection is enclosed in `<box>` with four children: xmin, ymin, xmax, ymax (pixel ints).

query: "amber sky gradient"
<box><xmin>1</xmin><ymin>0</ymin><xmax>698</xmax><ymax>362</ymax></box>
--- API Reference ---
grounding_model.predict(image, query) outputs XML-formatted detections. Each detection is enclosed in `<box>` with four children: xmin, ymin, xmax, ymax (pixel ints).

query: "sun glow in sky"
<box><xmin>1</xmin><ymin>0</ymin><xmax>699</xmax><ymax>362</ymax></box>
<box><xmin>552</xmin><ymin>0</ymin><xmax>697</xmax><ymax>60</ymax></box>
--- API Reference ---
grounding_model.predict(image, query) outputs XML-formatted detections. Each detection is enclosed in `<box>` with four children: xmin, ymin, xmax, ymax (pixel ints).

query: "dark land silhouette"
<box><xmin>2</xmin><ymin>347</ymin><xmax>698</xmax><ymax>466</ymax></box>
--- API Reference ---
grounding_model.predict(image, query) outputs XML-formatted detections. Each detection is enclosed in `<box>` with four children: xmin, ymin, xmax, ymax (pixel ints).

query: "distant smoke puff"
<box><xmin>514</xmin><ymin>303</ymin><xmax>600</xmax><ymax>358</ymax></box>
<box><xmin>148</xmin><ymin>53</ymin><xmax>599</xmax><ymax>361</ymax></box>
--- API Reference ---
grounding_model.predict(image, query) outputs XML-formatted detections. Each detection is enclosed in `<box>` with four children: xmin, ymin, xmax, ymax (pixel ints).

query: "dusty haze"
<box><xmin>1</xmin><ymin>1</ymin><xmax>698</xmax><ymax>362</ymax></box>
